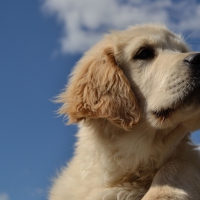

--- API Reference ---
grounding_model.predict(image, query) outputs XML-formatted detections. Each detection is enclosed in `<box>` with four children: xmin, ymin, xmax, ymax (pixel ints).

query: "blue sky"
<box><xmin>0</xmin><ymin>0</ymin><xmax>200</xmax><ymax>200</ymax></box>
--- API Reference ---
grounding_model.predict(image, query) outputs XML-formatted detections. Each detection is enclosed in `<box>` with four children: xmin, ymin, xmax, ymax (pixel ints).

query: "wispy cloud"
<box><xmin>31</xmin><ymin>188</ymin><xmax>46</xmax><ymax>198</ymax></box>
<box><xmin>35</xmin><ymin>188</ymin><xmax>46</xmax><ymax>196</ymax></box>
<box><xmin>0</xmin><ymin>193</ymin><xmax>9</xmax><ymax>200</ymax></box>
<box><xmin>41</xmin><ymin>0</ymin><xmax>200</xmax><ymax>54</ymax></box>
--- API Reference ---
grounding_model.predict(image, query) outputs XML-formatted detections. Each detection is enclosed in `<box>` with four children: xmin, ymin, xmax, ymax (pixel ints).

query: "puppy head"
<box><xmin>56</xmin><ymin>40</ymin><xmax>140</xmax><ymax>130</ymax></box>
<box><xmin>57</xmin><ymin>24</ymin><xmax>200</xmax><ymax>131</ymax></box>
<box><xmin>117</xmin><ymin>24</ymin><xmax>200</xmax><ymax>129</ymax></box>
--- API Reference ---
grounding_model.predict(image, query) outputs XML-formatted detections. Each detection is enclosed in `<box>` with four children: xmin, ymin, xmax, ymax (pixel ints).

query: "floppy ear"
<box><xmin>57</xmin><ymin>47</ymin><xmax>140</xmax><ymax>130</ymax></box>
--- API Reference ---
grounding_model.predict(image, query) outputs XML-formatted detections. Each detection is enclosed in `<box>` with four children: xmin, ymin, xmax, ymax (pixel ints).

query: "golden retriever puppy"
<box><xmin>49</xmin><ymin>24</ymin><xmax>200</xmax><ymax>200</ymax></box>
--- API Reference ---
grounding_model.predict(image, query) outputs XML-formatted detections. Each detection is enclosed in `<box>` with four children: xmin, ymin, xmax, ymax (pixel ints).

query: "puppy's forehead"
<box><xmin>120</xmin><ymin>25</ymin><xmax>188</xmax><ymax>52</ymax></box>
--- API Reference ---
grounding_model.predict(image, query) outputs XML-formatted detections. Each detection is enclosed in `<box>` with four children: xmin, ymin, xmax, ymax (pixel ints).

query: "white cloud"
<box><xmin>41</xmin><ymin>0</ymin><xmax>200</xmax><ymax>54</ymax></box>
<box><xmin>35</xmin><ymin>188</ymin><xmax>45</xmax><ymax>196</ymax></box>
<box><xmin>0</xmin><ymin>193</ymin><xmax>9</xmax><ymax>200</ymax></box>
<box><xmin>31</xmin><ymin>188</ymin><xmax>46</xmax><ymax>198</ymax></box>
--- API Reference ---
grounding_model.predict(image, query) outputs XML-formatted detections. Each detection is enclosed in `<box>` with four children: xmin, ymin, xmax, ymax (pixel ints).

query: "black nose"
<box><xmin>184</xmin><ymin>53</ymin><xmax>200</xmax><ymax>66</ymax></box>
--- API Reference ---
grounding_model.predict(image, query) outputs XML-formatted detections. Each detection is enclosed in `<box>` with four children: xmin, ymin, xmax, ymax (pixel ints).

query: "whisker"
<box><xmin>185</xmin><ymin>29</ymin><xmax>200</xmax><ymax>42</ymax></box>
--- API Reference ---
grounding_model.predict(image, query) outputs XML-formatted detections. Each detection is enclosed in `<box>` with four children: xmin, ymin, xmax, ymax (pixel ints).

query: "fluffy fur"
<box><xmin>49</xmin><ymin>24</ymin><xmax>200</xmax><ymax>200</ymax></box>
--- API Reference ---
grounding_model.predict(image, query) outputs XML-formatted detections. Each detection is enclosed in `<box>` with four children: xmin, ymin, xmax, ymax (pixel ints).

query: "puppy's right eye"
<box><xmin>134</xmin><ymin>47</ymin><xmax>155</xmax><ymax>60</ymax></box>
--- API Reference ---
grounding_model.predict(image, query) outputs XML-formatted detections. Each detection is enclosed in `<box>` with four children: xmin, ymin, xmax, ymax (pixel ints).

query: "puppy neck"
<box><xmin>76</xmin><ymin>119</ymin><xmax>189</xmax><ymax>190</ymax></box>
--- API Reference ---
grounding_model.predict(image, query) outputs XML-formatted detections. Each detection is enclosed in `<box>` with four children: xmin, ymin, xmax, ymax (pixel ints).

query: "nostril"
<box><xmin>184</xmin><ymin>53</ymin><xmax>200</xmax><ymax>65</ymax></box>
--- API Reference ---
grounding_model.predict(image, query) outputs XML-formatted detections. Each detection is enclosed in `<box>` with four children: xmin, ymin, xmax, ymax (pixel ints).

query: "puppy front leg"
<box><xmin>142</xmin><ymin>160</ymin><xmax>200</xmax><ymax>200</ymax></box>
<box><xmin>142</xmin><ymin>185</ymin><xmax>191</xmax><ymax>200</ymax></box>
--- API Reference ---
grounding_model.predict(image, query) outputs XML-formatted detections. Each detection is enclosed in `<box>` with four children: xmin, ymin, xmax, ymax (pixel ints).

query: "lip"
<box><xmin>152</xmin><ymin>108</ymin><xmax>175</xmax><ymax>121</ymax></box>
<box><xmin>152</xmin><ymin>85</ymin><xmax>200</xmax><ymax>121</ymax></box>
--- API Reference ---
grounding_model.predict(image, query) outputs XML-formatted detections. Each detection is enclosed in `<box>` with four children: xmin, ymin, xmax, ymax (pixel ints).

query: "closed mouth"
<box><xmin>152</xmin><ymin>84</ymin><xmax>200</xmax><ymax>121</ymax></box>
<box><xmin>152</xmin><ymin>108</ymin><xmax>175</xmax><ymax>121</ymax></box>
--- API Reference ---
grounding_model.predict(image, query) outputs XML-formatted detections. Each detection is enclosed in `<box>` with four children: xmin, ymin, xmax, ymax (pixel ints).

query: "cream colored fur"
<box><xmin>49</xmin><ymin>24</ymin><xmax>200</xmax><ymax>200</ymax></box>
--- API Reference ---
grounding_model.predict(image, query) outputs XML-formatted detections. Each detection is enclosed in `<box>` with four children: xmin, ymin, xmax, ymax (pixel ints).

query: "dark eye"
<box><xmin>134</xmin><ymin>47</ymin><xmax>155</xmax><ymax>60</ymax></box>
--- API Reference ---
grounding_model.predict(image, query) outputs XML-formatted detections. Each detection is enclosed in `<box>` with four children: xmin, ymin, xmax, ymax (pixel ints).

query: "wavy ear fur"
<box><xmin>57</xmin><ymin>45</ymin><xmax>140</xmax><ymax>130</ymax></box>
